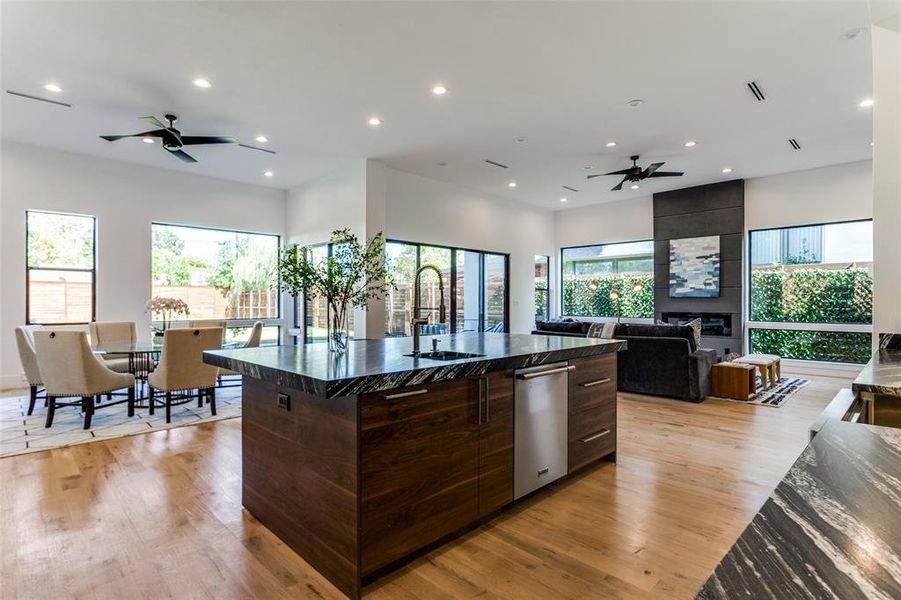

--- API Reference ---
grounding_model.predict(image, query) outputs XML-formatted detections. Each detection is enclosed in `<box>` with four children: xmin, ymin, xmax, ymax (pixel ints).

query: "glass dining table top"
<box><xmin>93</xmin><ymin>340</ymin><xmax>240</xmax><ymax>354</ymax></box>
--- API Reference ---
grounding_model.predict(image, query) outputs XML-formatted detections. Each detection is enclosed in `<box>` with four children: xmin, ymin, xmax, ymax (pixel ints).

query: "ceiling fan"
<box><xmin>587</xmin><ymin>155</ymin><xmax>683</xmax><ymax>191</ymax></box>
<box><xmin>100</xmin><ymin>114</ymin><xmax>237</xmax><ymax>163</ymax></box>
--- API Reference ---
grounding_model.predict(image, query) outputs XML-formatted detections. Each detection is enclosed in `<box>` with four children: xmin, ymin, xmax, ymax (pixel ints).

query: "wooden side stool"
<box><xmin>733</xmin><ymin>354</ymin><xmax>780</xmax><ymax>389</ymax></box>
<box><xmin>711</xmin><ymin>362</ymin><xmax>757</xmax><ymax>400</ymax></box>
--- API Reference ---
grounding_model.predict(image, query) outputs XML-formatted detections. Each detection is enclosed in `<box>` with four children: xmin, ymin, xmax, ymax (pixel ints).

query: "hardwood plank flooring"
<box><xmin>1</xmin><ymin>374</ymin><xmax>851</xmax><ymax>599</ymax></box>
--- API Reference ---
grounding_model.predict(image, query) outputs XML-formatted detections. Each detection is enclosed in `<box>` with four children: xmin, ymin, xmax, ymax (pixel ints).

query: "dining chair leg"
<box><xmin>27</xmin><ymin>385</ymin><xmax>38</xmax><ymax>416</ymax></box>
<box><xmin>165</xmin><ymin>392</ymin><xmax>172</xmax><ymax>424</ymax></box>
<box><xmin>209</xmin><ymin>387</ymin><xmax>217</xmax><ymax>417</ymax></box>
<box><xmin>107</xmin><ymin>392</ymin><xmax>112</xmax><ymax>401</ymax></box>
<box><xmin>82</xmin><ymin>396</ymin><xmax>94</xmax><ymax>429</ymax></box>
<box><xmin>127</xmin><ymin>386</ymin><xmax>135</xmax><ymax>417</ymax></box>
<box><xmin>44</xmin><ymin>396</ymin><xmax>56</xmax><ymax>428</ymax></box>
<box><xmin>148</xmin><ymin>387</ymin><xmax>155</xmax><ymax>415</ymax></box>
<box><xmin>197</xmin><ymin>388</ymin><xmax>204</xmax><ymax>408</ymax></box>
<box><xmin>95</xmin><ymin>394</ymin><xmax>101</xmax><ymax>405</ymax></box>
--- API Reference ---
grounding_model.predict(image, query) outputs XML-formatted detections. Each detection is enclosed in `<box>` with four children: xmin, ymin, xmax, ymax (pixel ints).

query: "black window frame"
<box><xmin>559</xmin><ymin>238</ymin><xmax>655</xmax><ymax>319</ymax></box>
<box><xmin>150</xmin><ymin>221</ymin><xmax>282</xmax><ymax>340</ymax></box>
<box><xmin>386</xmin><ymin>238</ymin><xmax>511</xmax><ymax>336</ymax></box>
<box><xmin>25</xmin><ymin>209</ymin><xmax>97</xmax><ymax>325</ymax></box>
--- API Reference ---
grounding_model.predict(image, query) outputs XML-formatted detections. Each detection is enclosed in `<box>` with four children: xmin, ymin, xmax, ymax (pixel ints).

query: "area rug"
<box><xmin>713</xmin><ymin>376</ymin><xmax>809</xmax><ymax>408</ymax></box>
<box><xmin>0</xmin><ymin>386</ymin><xmax>242</xmax><ymax>458</ymax></box>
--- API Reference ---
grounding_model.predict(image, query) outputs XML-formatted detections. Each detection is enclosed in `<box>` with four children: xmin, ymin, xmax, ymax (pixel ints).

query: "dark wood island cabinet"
<box><xmin>205</xmin><ymin>332</ymin><xmax>624</xmax><ymax>598</ymax></box>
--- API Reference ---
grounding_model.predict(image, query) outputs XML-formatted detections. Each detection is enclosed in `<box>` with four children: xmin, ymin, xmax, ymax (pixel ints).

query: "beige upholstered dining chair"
<box><xmin>15</xmin><ymin>325</ymin><xmax>44</xmax><ymax>415</ymax></box>
<box><xmin>218</xmin><ymin>321</ymin><xmax>264</xmax><ymax>382</ymax></box>
<box><xmin>188</xmin><ymin>320</ymin><xmax>227</xmax><ymax>343</ymax></box>
<box><xmin>32</xmin><ymin>331</ymin><xmax>135</xmax><ymax>429</ymax></box>
<box><xmin>148</xmin><ymin>327</ymin><xmax>222</xmax><ymax>423</ymax></box>
<box><xmin>88</xmin><ymin>321</ymin><xmax>137</xmax><ymax>373</ymax></box>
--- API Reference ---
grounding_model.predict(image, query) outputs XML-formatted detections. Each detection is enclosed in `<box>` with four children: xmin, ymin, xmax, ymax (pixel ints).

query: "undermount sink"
<box><xmin>404</xmin><ymin>351</ymin><xmax>485</xmax><ymax>361</ymax></box>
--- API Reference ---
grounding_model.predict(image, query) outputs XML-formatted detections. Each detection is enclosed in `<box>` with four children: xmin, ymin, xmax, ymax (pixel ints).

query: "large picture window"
<box><xmin>748</xmin><ymin>219</ymin><xmax>873</xmax><ymax>363</ymax></box>
<box><xmin>151</xmin><ymin>223</ymin><xmax>281</xmax><ymax>340</ymax></box>
<box><xmin>561</xmin><ymin>240</ymin><xmax>654</xmax><ymax>319</ymax></box>
<box><xmin>385</xmin><ymin>240</ymin><xmax>509</xmax><ymax>336</ymax></box>
<box><xmin>293</xmin><ymin>243</ymin><xmax>355</xmax><ymax>344</ymax></box>
<box><xmin>534</xmin><ymin>255</ymin><xmax>550</xmax><ymax>323</ymax></box>
<box><xmin>26</xmin><ymin>210</ymin><xmax>96</xmax><ymax>324</ymax></box>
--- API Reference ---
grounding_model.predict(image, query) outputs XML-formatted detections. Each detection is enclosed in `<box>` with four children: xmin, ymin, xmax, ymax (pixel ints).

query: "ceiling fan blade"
<box><xmin>611</xmin><ymin>178</ymin><xmax>627</xmax><ymax>191</ymax></box>
<box><xmin>586</xmin><ymin>173</ymin><xmax>605</xmax><ymax>180</ymax></box>
<box><xmin>166</xmin><ymin>147</ymin><xmax>197</xmax><ymax>163</ymax></box>
<box><xmin>647</xmin><ymin>171</ymin><xmax>684</xmax><ymax>178</ymax></box>
<box><xmin>99</xmin><ymin>129</ymin><xmax>167</xmax><ymax>142</ymax></box>
<box><xmin>180</xmin><ymin>136</ymin><xmax>238</xmax><ymax>145</ymax></box>
<box><xmin>139</xmin><ymin>116</ymin><xmax>168</xmax><ymax>129</ymax></box>
<box><xmin>602</xmin><ymin>168</ymin><xmax>634</xmax><ymax>176</ymax></box>
<box><xmin>641</xmin><ymin>162</ymin><xmax>665</xmax><ymax>178</ymax></box>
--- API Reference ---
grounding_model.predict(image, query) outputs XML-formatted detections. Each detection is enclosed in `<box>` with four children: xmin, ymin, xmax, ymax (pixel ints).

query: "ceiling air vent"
<box><xmin>788</xmin><ymin>138</ymin><xmax>801</xmax><ymax>150</ymax></box>
<box><xmin>238</xmin><ymin>143</ymin><xmax>277</xmax><ymax>155</ymax></box>
<box><xmin>562</xmin><ymin>186</ymin><xmax>579</xmax><ymax>193</ymax></box>
<box><xmin>6</xmin><ymin>90</ymin><xmax>71</xmax><ymax>108</ymax></box>
<box><xmin>484</xmin><ymin>159</ymin><xmax>509</xmax><ymax>169</ymax></box>
<box><xmin>746</xmin><ymin>81</ymin><xmax>766</xmax><ymax>102</ymax></box>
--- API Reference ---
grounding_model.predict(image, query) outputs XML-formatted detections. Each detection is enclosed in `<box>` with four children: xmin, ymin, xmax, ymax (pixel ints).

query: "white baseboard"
<box><xmin>0</xmin><ymin>373</ymin><xmax>27</xmax><ymax>391</ymax></box>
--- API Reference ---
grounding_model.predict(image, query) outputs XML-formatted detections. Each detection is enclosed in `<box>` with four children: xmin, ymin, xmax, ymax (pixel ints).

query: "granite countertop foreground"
<box><xmin>696</xmin><ymin>419</ymin><xmax>901</xmax><ymax>599</ymax></box>
<box><xmin>203</xmin><ymin>332</ymin><xmax>626</xmax><ymax>398</ymax></box>
<box><xmin>853</xmin><ymin>349</ymin><xmax>901</xmax><ymax>397</ymax></box>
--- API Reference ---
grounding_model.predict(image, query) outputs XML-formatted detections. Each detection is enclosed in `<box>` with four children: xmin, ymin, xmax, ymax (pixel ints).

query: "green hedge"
<box><xmin>750</xmin><ymin>329</ymin><xmax>871</xmax><ymax>364</ymax></box>
<box><xmin>562</xmin><ymin>274</ymin><xmax>653</xmax><ymax>318</ymax></box>
<box><xmin>750</xmin><ymin>267</ymin><xmax>872</xmax><ymax>324</ymax></box>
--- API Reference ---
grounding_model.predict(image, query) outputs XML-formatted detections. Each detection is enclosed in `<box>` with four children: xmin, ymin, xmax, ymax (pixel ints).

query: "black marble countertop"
<box><xmin>853</xmin><ymin>349</ymin><xmax>901</xmax><ymax>397</ymax></box>
<box><xmin>203</xmin><ymin>332</ymin><xmax>626</xmax><ymax>398</ymax></box>
<box><xmin>696</xmin><ymin>420</ymin><xmax>901</xmax><ymax>599</ymax></box>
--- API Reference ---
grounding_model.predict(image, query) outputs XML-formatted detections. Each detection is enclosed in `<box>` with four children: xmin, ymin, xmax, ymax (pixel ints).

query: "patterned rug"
<box><xmin>713</xmin><ymin>376</ymin><xmax>809</xmax><ymax>408</ymax></box>
<box><xmin>0</xmin><ymin>386</ymin><xmax>242</xmax><ymax>458</ymax></box>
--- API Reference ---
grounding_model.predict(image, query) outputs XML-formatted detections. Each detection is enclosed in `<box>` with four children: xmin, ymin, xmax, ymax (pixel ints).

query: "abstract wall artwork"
<box><xmin>669</xmin><ymin>236</ymin><xmax>721</xmax><ymax>298</ymax></box>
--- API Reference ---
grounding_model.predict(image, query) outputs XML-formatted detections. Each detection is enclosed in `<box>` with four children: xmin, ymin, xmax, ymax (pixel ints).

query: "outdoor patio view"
<box><xmin>561</xmin><ymin>241</ymin><xmax>654</xmax><ymax>319</ymax></box>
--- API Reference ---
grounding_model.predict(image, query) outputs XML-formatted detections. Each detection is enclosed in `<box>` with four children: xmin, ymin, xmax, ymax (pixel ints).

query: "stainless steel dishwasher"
<box><xmin>513</xmin><ymin>362</ymin><xmax>572</xmax><ymax>499</ymax></box>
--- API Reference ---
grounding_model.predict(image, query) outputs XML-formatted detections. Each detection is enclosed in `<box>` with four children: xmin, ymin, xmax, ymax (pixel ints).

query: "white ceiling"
<box><xmin>1</xmin><ymin>1</ymin><xmax>873</xmax><ymax>209</ymax></box>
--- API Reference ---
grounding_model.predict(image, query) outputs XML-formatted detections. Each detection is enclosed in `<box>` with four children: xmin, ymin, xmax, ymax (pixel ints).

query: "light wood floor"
<box><xmin>1</xmin><ymin>375</ymin><xmax>851</xmax><ymax>599</ymax></box>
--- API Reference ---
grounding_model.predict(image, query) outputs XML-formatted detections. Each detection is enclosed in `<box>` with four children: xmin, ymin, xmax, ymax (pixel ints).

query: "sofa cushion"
<box><xmin>613</xmin><ymin>323</ymin><xmax>697</xmax><ymax>351</ymax></box>
<box><xmin>535</xmin><ymin>320</ymin><xmax>585</xmax><ymax>335</ymax></box>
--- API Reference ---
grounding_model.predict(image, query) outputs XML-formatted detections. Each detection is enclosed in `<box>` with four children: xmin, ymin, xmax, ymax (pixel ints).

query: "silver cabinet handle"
<box><xmin>384</xmin><ymin>388</ymin><xmax>428</xmax><ymax>400</ymax></box>
<box><xmin>581</xmin><ymin>377</ymin><xmax>612</xmax><ymax>388</ymax></box>
<box><xmin>517</xmin><ymin>365</ymin><xmax>575</xmax><ymax>380</ymax></box>
<box><xmin>580</xmin><ymin>429</ymin><xmax>611</xmax><ymax>443</ymax></box>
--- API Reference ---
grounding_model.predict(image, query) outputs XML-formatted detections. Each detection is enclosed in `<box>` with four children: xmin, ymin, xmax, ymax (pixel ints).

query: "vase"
<box><xmin>328</xmin><ymin>300</ymin><xmax>350</xmax><ymax>353</ymax></box>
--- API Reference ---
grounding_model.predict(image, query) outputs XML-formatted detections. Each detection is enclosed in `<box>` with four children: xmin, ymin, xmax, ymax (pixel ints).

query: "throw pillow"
<box><xmin>686</xmin><ymin>317</ymin><xmax>702</xmax><ymax>348</ymax></box>
<box><xmin>587</xmin><ymin>322</ymin><xmax>617</xmax><ymax>339</ymax></box>
<box><xmin>601</xmin><ymin>322</ymin><xmax>616</xmax><ymax>338</ymax></box>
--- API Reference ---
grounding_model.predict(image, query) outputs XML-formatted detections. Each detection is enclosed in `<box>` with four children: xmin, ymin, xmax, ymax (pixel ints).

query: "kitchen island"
<box><xmin>204</xmin><ymin>332</ymin><xmax>626</xmax><ymax>598</ymax></box>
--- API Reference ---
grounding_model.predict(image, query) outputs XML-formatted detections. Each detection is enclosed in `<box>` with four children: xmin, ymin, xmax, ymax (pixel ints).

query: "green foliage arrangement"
<box><xmin>561</xmin><ymin>274</ymin><xmax>654</xmax><ymax>319</ymax></box>
<box><xmin>279</xmin><ymin>229</ymin><xmax>394</xmax><ymax>351</ymax></box>
<box><xmin>750</xmin><ymin>329</ymin><xmax>871</xmax><ymax>364</ymax></box>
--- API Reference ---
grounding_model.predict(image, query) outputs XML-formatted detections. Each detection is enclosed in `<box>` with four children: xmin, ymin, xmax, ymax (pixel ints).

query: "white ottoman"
<box><xmin>733</xmin><ymin>354</ymin><xmax>781</xmax><ymax>389</ymax></box>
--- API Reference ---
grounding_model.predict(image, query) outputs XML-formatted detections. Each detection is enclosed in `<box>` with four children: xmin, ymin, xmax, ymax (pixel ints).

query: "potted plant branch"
<box><xmin>279</xmin><ymin>228</ymin><xmax>394</xmax><ymax>353</ymax></box>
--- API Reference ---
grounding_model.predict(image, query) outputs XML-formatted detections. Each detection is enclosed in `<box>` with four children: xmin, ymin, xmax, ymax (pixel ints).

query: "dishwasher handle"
<box><xmin>516</xmin><ymin>365</ymin><xmax>575</xmax><ymax>380</ymax></box>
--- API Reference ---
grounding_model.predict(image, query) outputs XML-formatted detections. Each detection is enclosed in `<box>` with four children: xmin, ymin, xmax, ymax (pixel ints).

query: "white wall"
<box><xmin>0</xmin><ymin>141</ymin><xmax>286</xmax><ymax>387</ymax></box>
<box><xmin>383</xmin><ymin>167</ymin><xmax>556</xmax><ymax>335</ymax></box>
<box><xmin>745</xmin><ymin>160</ymin><xmax>873</xmax><ymax>230</ymax></box>
<box><xmin>554</xmin><ymin>196</ymin><xmax>654</xmax><ymax>249</ymax></box>
<box><xmin>285</xmin><ymin>160</ymin><xmax>367</xmax><ymax>245</ymax></box>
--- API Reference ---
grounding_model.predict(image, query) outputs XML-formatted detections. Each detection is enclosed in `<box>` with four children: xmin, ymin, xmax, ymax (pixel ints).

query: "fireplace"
<box><xmin>660</xmin><ymin>312</ymin><xmax>733</xmax><ymax>337</ymax></box>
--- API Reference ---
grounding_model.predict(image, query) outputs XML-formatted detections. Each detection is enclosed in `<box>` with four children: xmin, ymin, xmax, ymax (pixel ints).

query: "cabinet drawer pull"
<box><xmin>580</xmin><ymin>429</ymin><xmax>611</xmax><ymax>443</ymax></box>
<box><xmin>517</xmin><ymin>365</ymin><xmax>575</xmax><ymax>380</ymax></box>
<box><xmin>383</xmin><ymin>388</ymin><xmax>428</xmax><ymax>400</ymax></box>
<box><xmin>581</xmin><ymin>377</ymin><xmax>612</xmax><ymax>388</ymax></box>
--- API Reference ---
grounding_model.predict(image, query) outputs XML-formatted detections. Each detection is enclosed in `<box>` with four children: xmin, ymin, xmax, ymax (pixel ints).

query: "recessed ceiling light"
<box><xmin>432</xmin><ymin>84</ymin><xmax>447</xmax><ymax>95</ymax></box>
<box><xmin>583</xmin><ymin>165</ymin><xmax>592</xmax><ymax>170</ymax></box>
<box><xmin>43</xmin><ymin>83</ymin><xmax>62</xmax><ymax>93</ymax></box>
<box><xmin>255</xmin><ymin>135</ymin><xmax>268</xmax><ymax>143</ymax></box>
<box><xmin>627</xmin><ymin>99</ymin><xmax>644</xmax><ymax>107</ymax></box>
<box><xmin>515</xmin><ymin>137</ymin><xmax>526</xmax><ymax>143</ymax></box>
<box><xmin>684</xmin><ymin>140</ymin><xmax>697</xmax><ymax>148</ymax></box>
<box><xmin>871</xmin><ymin>141</ymin><xmax>875</xmax><ymax>147</ymax></box>
<box><xmin>508</xmin><ymin>181</ymin><xmax>517</xmax><ymax>188</ymax></box>
<box><xmin>264</xmin><ymin>170</ymin><xmax>273</xmax><ymax>177</ymax></box>
<box><xmin>858</xmin><ymin>98</ymin><xmax>874</xmax><ymax>108</ymax></box>
<box><xmin>560</xmin><ymin>197</ymin><xmax>568</xmax><ymax>203</ymax></box>
<box><xmin>368</xmin><ymin>117</ymin><xmax>382</xmax><ymax>126</ymax></box>
<box><xmin>721</xmin><ymin>167</ymin><xmax>733</xmax><ymax>174</ymax></box>
<box><xmin>192</xmin><ymin>78</ymin><xmax>212</xmax><ymax>88</ymax></box>
<box><xmin>605</xmin><ymin>141</ymin><xmax>617</xmax><ymax>148</ymax></box>
<box><xmin>631</xmin><ymin>184</ymin><xmax>640</xmax><ymax>190</ymax></box>
<box><xmin>142</xmin><ymin>136</ymin><xmax>155</xmax><ymax>144</ymax></box>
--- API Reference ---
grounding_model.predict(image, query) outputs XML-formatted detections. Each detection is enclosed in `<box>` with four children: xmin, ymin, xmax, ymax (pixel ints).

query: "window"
<box><xmin>385</xmin><ymin>240</ymin><xmax>509</xmax><ymax>336</ymax></box>
<box><xmin>26</xmin><ymin>210</ymin><xmax>96</xmax><ymax>324</ymax></box>
<box><xmin>561</xmin><ymin>240</ymin><xmax>654</xmax><ymax>319</ymax></box>
<box><xmin>151</xmin><ymin>223</ymin><xmax>281</xmax><ymax>340</ymax></box>
<box><xmin>748</xmin><ymin>220</ymin><xmax>873</xmax><ymax>364</ymax></box>
<box><xmin>534</xmin><ymin>255</ymin><xmax>550</xmax><ymax>323</ymax></box>
<box><xmin>291</xmin><ymin>243</ymin><xmax>357</xmax><ymax>344</ymax></box>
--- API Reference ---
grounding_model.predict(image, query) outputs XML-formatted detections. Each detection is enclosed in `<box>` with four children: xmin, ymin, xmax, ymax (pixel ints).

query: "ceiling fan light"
<box><xmin>630</xmin><ymin>184</ymin><xmax>640</xmax><ymax>190</ymax></box>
